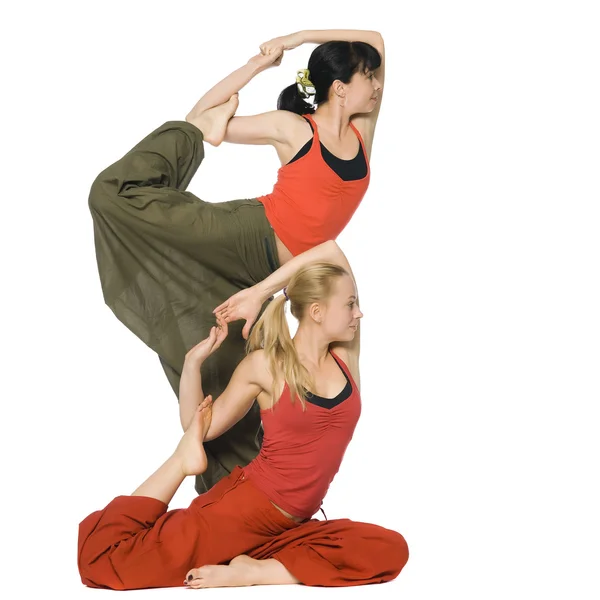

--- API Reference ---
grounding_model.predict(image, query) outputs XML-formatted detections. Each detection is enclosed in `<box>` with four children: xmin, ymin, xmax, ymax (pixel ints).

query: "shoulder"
<box><xmin>273</xmin><ymin>111</ymin><xmax>312</xmax><ymax>139</ymax></box>
<box><xmin>242</xmin><ymin>349</ymin><xmax>273</xmax><ymax>387</ymax></box>
<box><xmin>254</xmin><ymin>109</ymin><xmax>309</xmax><ymax>129</ymax></box>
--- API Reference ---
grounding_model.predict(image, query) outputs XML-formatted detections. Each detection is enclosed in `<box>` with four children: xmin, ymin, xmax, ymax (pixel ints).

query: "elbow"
<box><xmin>323</xmin><ymin>239</ymin><xmax>341</xmax><ymax>259</ymax></box>
<box><xmin>371</xmin><ymin>32</ymin><xmax>384</xmax><ymax>59</ymax></box>
<box><xmin>324</xmin><ymin>240</ymin><xmax>348</xmax><ymax>266</ymax></box>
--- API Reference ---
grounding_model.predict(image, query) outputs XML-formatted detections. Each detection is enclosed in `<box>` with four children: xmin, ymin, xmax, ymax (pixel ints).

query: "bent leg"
<box><xmin>88</xmin><ymin>120</ymin><xmax>279</xmax><ymax>492</ymax></box>
<box><xmin>251</xmin><ymin>518</ymin><xmax>409</xmax><ymax>587</ymax></box>
<box><xmin>78</xmin><ymin>468</ymin><xmax>284</xmax><ymax>590</ymax></box>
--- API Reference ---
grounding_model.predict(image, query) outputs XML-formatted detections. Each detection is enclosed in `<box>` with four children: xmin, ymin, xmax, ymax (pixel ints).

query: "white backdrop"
<box><xmin>2</xmin><ymin>1</ymin><xmax>599</xmax><ymax>599</ymax></box>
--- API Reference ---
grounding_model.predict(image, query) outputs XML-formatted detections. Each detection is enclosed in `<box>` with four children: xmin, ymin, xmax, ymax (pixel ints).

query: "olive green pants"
<box><xmin>88</xmin><ymin>121</ymin><xmax>280</xmax><ymax>493</ymax></box>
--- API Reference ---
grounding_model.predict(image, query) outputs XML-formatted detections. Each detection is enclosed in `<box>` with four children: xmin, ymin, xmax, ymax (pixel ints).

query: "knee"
<box><xmin>88</xmin><ymin>173</ymin><xmax>116</xmax><ymax>215</ymax></box>
<box><xmin>387</xmin><ymin>530</ymin><xmax>409</xmax><ymax>575</ymax></box>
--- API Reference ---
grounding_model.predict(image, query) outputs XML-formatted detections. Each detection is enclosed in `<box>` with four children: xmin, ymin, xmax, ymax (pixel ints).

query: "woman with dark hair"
<box><xmin>88</xmin><ymin>29</ymin><xmax>385</xmax><ymax>494</ymax></box>
<box><xmin>78</xmin><ymin>247</ymin><xmax>408</xmax><ymax>591</ymax></box>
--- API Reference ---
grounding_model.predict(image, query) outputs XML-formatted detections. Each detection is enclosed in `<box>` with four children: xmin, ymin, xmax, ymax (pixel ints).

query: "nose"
<box><xmin>373</xmin><ymin>77</ymin><xmax>382</xmax><ymax>91</ymax></box>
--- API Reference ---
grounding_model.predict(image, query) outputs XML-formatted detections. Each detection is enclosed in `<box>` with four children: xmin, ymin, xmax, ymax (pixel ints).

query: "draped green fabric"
<box><xmin>89</xmin><ymin>121</ymin><xmax>280</xmax><ymax>492</ymax></box>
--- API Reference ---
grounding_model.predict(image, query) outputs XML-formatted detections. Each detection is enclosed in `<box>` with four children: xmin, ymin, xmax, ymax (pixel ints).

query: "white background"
<box><xmin>2</xmin><ymin>1</ymin><xmax>599</xmax><ymax>599</ymax></box>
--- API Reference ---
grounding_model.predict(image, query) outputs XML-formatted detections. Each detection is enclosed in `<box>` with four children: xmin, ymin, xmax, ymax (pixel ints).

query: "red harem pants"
<box><xmin>78</xmin><ymin>467</ymin><xmax>409</xmax><ymax>590</ymax></box>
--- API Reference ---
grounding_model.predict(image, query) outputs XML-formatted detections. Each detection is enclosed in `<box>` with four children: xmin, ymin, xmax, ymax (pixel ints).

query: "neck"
<box><xmin>313</xmin><ymin>103</ymin><xmax>352</xmax><ymax>140</ymax></box>
<box><xmin>293</xmin><ymin>327</ymin><xmax>330</xmax><ymax>367</ymax></box>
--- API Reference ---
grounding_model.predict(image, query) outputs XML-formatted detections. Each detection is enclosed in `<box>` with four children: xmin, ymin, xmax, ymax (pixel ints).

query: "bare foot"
<box><xmin>174</xmin><ymin>396</ymin><xmax>212</xmax><ymax>476</ymax></box>
<box><xmin>184</xmin><ymin>555</ymin><xmax>299</xmax><ymax>588</ymax></box>
<box><xmin>186</xmin><ymin>95</ymin><xmax>239</xmax><ymax>146</ymax></box>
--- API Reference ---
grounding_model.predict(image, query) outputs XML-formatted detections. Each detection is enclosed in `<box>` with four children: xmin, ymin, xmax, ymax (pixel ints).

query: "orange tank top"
<box><xmin>257</xmin><ymin>114</ymin><xmax>371</xmax><ymax>256</ymax></box>
<box><xmin>242</xmin><ymin>351</ymin><xmax>361</xmax><ymax>519</ymax></box>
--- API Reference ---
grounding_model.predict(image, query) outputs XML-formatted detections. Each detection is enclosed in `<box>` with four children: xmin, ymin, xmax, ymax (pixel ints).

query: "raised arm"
<box><xmin>299</xmin><ymin>30</ymin><xmax>385</xmax><ymax>156</ymax></box>
<box><xmin>254</xmin><ymin>236</ymin><xmax>362</xmax><ymax>384</ymax></box>
<box><xmin>260</xmin><ymin>29</ymin><xmax>382</xmax><ymax>54</ymax></box>
<box><xmin>179</xmin><ymin>320</ymin><xmax>267</xmax><ymax>441</ymax></box>
<box><xmin>181</xmin><ymin>352</ymin><xmax>265</xmax><ymax>442</ymax></box>
<box><xmin>213</xmin><ymin>240</ymin><xmax>356</xmax><ymax>336</ymax></box>
<box><xmin>256</xmin><ymin>240</ymin><xmax>356</xmax><ymax>301</ymax></box>
<box><xmin>186</xmin><ymin>50</ymin><xmax>284</xmax><ymax>120</ymax></box>
<box><xmin>259</xmin><ymin>30</ymin><xmax>385</xmax><ymax>155</ymax></box>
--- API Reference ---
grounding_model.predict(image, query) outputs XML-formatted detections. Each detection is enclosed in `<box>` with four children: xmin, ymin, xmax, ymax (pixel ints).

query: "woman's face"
<box><xmin>347</xmin><ymin>68</ymin><xmax>382</xmax><ymax>113</ymax></box>
<box><xmin>320</xmin><ymin>275</ymin><xmax>363</xmax><ymax>342</ymax></box>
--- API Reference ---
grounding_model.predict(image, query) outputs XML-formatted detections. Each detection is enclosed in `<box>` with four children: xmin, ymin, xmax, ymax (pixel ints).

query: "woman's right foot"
<box><xmin>186</xmin><ymin>95</ymin><xmax>239</xmax><ymax>146</ymax></box>
<box><xmin>184</xmin><ymin>555</ymin><xmax>299</xmax><ymax>588</ymax></box>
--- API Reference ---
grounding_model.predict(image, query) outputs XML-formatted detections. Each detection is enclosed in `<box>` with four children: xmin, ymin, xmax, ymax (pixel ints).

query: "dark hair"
<box><xmin>277</xmin><ymin>41</ymin><xmax>382</xmax><ymax>115</ymax></box>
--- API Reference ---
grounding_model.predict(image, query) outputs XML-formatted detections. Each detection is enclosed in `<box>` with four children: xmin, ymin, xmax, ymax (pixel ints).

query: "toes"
<box><xmin>185</xmin><ymin>567</ymin><xmax>208</xmax><ymax>588</ymax></box>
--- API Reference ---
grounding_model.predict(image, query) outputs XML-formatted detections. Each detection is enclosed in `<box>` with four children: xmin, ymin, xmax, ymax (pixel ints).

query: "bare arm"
<box><xmin>213</xmin><ymin>240</ymin><xmax>358</xmax><ymax>340</ymax></box>
<box><xmin>179</xmin><ymin>323</ymin><xmax>228</xmax><ymax>430</ymax></box>
<box><xmin>223</xmin><ymin>110</ymin><xmax>296</xmax><ymax>145</ymax></box>
<box><xmin>298</xmin><ymin>29</ymin><xmax>383</xmax><ymax>50</ymax></box>
<box><xmin>204</xmin><ymin>353</ymin><xmax>265</xmax><ymax>441</ymax></box>
<box><xmin>255</xmin><ymin>240</ymin><xmax>356</xmax><ymax>301</ymax></box>
<box><xmin>186</xmin><ymin>50</ymin><xmax>283</xmax><ymax>119</ymax></box>
<box><xmin>260</xmin><ymin>30</ymin><xmax>385</xmax><ymax>155</ymax></box>
<box><xmin>350</xmin><ymin>35</ymin><xmax>385</xmax><ymax>156</ymax></box>
<box><xmin>295</xmin><ymin>30</ymin><xmax>388</xmax><ymax>156</ymax></box>
<box><xmin>180</xmin><ymin>350</ymin><xmax>265</xmax><ymax>441</ymax></box>
<box><xmin>179</xmin><ymin>357</ymin><xmax>206</xmax><ymax>430</ymax></box>
<box><xmin>261</xmin><ymin>29</ymin><xmax>382</xmax><ymax>53</ymax></box>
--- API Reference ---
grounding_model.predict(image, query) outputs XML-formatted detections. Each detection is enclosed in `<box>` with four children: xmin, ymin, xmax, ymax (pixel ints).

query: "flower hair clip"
<box><xmin>296</xmin><ymin>69</ymin><xmax>316</xmax><ymax>99</ymax></box>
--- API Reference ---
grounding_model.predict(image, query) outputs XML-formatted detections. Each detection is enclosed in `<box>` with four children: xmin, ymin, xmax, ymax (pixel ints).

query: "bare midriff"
<box><xmin>271</xmin><ymin>501</ymin><xmax>306</xmax><ymax>523</ymax></box>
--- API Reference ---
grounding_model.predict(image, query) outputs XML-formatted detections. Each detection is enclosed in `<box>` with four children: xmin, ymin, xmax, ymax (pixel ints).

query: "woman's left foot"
<box><xmin>174</xmin><ymin>397</ymin><xmax>212</xmax><ymax>476</ymax></box>
<box><xmin>185</xmin><ymin>555</ymin><xmax>257</xmax><ymax>588</ymax></box>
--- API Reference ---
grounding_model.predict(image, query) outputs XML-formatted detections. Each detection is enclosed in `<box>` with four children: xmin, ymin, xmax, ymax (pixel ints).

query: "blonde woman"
<box><xmin>78</xmin><ymin>245</ymin><xmax>408</xmax><ymax>590</ymax></box>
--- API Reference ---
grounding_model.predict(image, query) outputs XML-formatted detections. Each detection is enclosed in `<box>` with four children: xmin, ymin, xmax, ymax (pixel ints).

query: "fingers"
<box><xmin>242</xmin><ymin>318</ymin><xmax>254</xmax><ymax>340</ymax></box>
<box><xmin>213</xmin><ymin>319</ymin><xmax>229</xmax><ymax>349</ymax></box>
<box><xmin>213</xmin><ymin>300</ymin><xmax>229</xmax><ymax>314</ymax></box>
<box><xmin>214</xmin><ymin>307</ymin><xmax>231</xmax><ymax>323</ymax></box>
<box><xmin>216</xmin><ymin>313</ymin><xmax>231</xmax><ymax>330</ymax></box>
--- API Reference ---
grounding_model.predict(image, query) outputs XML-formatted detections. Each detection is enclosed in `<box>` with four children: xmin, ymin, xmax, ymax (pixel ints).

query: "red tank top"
<box><xmin>257</xmin><ymin>114</ymin><xmax>371</xmax><ymax>256</ymax></box>
<box><xmin>243</xmin><ymin>351</ymin><xmax>361</xmax><ymax>519</ymax></box>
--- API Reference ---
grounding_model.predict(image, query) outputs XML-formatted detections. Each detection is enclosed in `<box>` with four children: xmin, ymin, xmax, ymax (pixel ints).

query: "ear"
<box><xmin>331</xmin><ymin>79</ymin><xmax>346</xmax><ymax>99</ymax></box>
<box><xmin>309</xmin><ymin>302</ymin><xmax>323</xmax><ymax>324</ymax></box>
